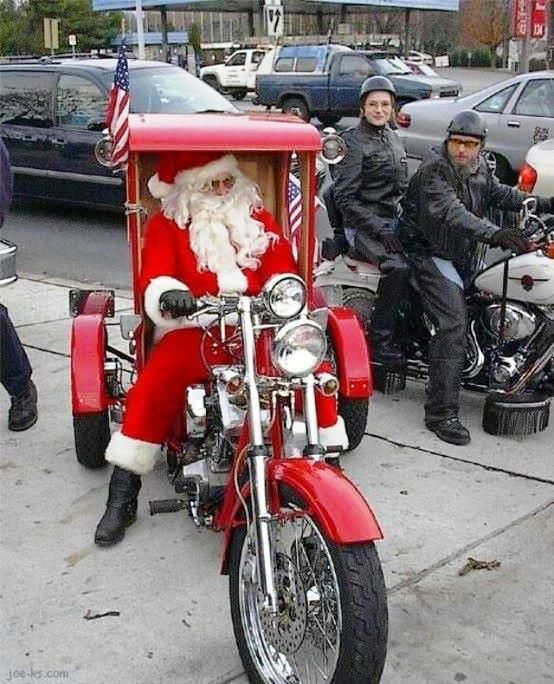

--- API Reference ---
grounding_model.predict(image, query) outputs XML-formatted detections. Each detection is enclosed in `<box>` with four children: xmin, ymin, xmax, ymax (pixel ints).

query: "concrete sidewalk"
<box><xmin>1</xmin><ymin>275</ymin><xmax>552</xmax><ymax>684</ymax></box>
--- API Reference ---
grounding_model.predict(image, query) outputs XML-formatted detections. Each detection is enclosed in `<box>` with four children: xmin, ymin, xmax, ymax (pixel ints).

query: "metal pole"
<box><xmin>135</xmin><ymin>0</ymin><xmax>145</xmax><ymax>59</ymax></box>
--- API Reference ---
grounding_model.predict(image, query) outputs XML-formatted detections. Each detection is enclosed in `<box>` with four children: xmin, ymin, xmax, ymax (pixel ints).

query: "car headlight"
<box><xmin>272</xmin><ymin>320</ymin><xmax>327</xmax><ymax>378</ymax></box>
<box><xmin>263</xmin><ymin>274</ymin><xmax>306</xmax><ymax>319</ymax></box>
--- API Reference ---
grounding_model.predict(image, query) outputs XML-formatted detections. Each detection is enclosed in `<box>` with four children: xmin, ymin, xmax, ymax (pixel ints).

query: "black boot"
<box><xmin>8</xmin><ymin>380</ymin><xmax>38</xmax><ymax>431</ymax></box>
<box><xmin>426</xmin><ymin>416</ymin><xmax>471</xmax><ymax>445</ymax></box>
<box><xmin>95</xmin><ymin>466</ymin><xmax>142</xmax><ymax>546</ymax></box>
<box><xmin>371</xmin><ymin>268</ymin><xmax>409</xmax><ymax>366</ymax></box>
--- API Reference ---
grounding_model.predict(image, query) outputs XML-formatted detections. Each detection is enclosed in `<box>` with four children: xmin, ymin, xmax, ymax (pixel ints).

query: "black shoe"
<box><xmin>8</xmin><ymin>380</ymin><xmax>38</xmax><ymax>431</ymax></box>
<box><xmin>95</xmin><ymin>466</ymin><xmax>142</xmax><ymax>546</ymax></box>
<box><xmin>372</xmin><ymin>340</ymin><xmax>405</xmax><ymax>366</ymax></box>
<box><xmin>426</xmin><ymin>417</ymin><xmax>471</xmax><ymax>445</ymax></box>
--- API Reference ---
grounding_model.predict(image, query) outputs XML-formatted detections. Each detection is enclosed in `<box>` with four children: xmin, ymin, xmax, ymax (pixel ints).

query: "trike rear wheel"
<box><xmin>73</xmin><ymin>411</ymin><xmax>110</xmax><ymax>468</ymax></box>
<box><xmin>229</xmin><ymin>488</ymin><xmax>388</xmax><ymax>683</ymax></box>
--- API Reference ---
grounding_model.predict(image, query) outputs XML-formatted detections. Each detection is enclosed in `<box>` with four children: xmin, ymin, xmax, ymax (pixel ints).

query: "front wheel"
<box><xmin>231</xmin><ymin>89</ymin><xmax>247</xmax><ymax>100</ymax></box>
<box><xmin>229</xmin><ymin>490</ymin><xmax>388</xmax><ymax>683</ymax></box>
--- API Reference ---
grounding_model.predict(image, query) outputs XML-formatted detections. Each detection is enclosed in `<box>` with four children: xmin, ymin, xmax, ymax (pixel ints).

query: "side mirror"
<box><xmin>119</xmin><ymin>313</ymin><xmax>142</xmax><ymax>340</ymax></box>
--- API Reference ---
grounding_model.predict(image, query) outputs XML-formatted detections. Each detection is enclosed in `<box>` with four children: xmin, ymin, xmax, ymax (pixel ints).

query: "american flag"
<box><xmin>288</xmin><ymin>172</ymin><xmax>321</xmax><ymax>263</ymax></box>
<box><xmin>105</xmin><ymin>40</ymin><xmax>130</xmax><ymax>168</ymax></box>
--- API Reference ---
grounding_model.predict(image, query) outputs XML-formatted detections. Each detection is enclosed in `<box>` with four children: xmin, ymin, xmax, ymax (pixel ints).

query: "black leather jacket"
<box><xmin>399</xmin><ymin>144</ymin><xmax>528</xmax><ymax>266</ymax></box>
<box><xmin>333</xmin><ymin>118</ymin><xmax>408</xmax><ymax>239</ymax></box>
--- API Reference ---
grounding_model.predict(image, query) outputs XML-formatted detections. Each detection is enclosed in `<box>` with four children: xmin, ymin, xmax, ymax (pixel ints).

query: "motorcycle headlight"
<box><xmin>263</xmin><ymin>274</ymin><xmax>306</xmax><ymax>319</ymax></box>
<box><xmin>272</xmin><ymin>320</ymin><xmax>327</xmax><ymax>378</ymax></box>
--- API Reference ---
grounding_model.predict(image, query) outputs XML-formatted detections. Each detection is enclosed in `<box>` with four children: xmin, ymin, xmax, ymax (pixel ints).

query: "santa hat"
<box><xmin>148</xmin><ymin>151</ymin><xmax>240</xmax><ymax>199</ymax></box>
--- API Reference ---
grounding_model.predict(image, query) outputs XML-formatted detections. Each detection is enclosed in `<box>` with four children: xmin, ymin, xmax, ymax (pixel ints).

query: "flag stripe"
<box><xmin>105</xmin><ymin>40</ymin><xmax>130</xmax><ymax>168</ymax></box>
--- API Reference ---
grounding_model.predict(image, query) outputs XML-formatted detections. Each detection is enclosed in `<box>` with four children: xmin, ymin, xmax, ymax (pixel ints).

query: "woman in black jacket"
<box><xmin>333</xmin><ymin>76</ymin><xmax>409</xmax><ymax>365</ymax></box>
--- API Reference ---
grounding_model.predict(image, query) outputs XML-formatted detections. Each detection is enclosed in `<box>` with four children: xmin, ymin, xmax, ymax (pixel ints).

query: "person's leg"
<box><xmin>0</xmin><ymin>304</ymin><xmax>37</xmax><ymax>431</ymax></box>
<box><xmin>413</xmin><ymin>258</ymin><xmax>470</xmax><ymax>445</ymax></box>
<box><xmin>96</xmin><ymin>328</ymin><xmax>209</xmax><ymax>546</ymax></box>
<box><xmin>353</xmin><ymin>234</ymin><xmax>410</xmax><ymax>363</ymax></box>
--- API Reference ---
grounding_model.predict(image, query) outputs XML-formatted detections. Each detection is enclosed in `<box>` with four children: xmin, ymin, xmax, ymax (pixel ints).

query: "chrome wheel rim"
<box><xmin>238</xmin><ymin>511</ymin><xmax>341</xmax><ymax>683</ymax></box>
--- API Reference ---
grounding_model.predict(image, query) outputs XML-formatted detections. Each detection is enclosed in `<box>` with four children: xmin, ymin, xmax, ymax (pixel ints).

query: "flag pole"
<box><xmin>135</xmin><ymin>0</ymin><xmax>145</xmax><ymax>60</ymax></box>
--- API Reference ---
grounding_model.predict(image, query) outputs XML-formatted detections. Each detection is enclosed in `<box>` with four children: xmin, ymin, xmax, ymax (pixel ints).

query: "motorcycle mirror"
<box><xmin>95</xmin><ymin>131</ymin><xmax>114</xmax><ymax>168</ymax></box>
<box><xmin>319</xmin><ymin>132</ymin><xmax>346</xmax><ymax>165</ymax></box>
<box><xmin>119</xmin><ymin>313</ymin><xmax>142</xmax><ymax>340</ymax></box>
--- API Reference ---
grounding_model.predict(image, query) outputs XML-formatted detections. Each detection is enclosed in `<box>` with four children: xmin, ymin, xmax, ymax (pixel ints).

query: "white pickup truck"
<box><xmin>200</xmin><ymin>48</ymin><xmax>269</xmax><ymax>100</ymax></box>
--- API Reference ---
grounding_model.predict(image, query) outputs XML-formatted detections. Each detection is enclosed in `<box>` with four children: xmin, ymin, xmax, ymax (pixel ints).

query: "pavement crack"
<box><xmin>386</xmin><ymin>498</ymin><xmax>553</xmax><ymax>595</ymax></box>
<box><xmin>20</xmin><ymin>343</ymin><xmax>69</xmax><ymax>358</ymax></box>
<box><xmin>365</xmin><ymin>431</ymin><xmax>554</xmax><ymax>485</ymax></box>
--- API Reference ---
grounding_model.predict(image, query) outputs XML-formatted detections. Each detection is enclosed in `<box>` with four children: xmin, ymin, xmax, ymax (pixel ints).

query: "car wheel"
<box><xmin>281</xmin><ymin>97</ymin><xmax>310</xmax><ymax>122</ymax></box>
<box><xmin>318</xmin><ymin>114</ymin><xmax>341</xmax><ymax>127</ymax></box>
<box><xmin>232</xmin><ymin>90</ymin><xmax>247</xmax><ymax>100</ymax></box>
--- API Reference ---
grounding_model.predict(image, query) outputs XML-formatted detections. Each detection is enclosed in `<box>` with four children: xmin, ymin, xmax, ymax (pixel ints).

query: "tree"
<box><xmin>0</xmin><ymin>0</ymin><xmax>121</xmax><ymax>55</ymax></box>
<box><xmin>460</xmin><ymin>0</ymin><xmax>511</xmax><ymax>66</ymax></box>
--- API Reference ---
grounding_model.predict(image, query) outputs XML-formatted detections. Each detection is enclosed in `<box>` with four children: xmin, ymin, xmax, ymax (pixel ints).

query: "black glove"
<box><xmin>489</xmin><ymin>228</ymin><xmax>528</xmax><ymax>254</ymax></box>
<box><xmin>159</xmin><ymin>289</ymin><xmax>196</xmax><ymax>318</ymax></box>
<box><xmin>380</xmin><ymin>231</ymin><xmax>403</xmax><ymax>254</ymax></box>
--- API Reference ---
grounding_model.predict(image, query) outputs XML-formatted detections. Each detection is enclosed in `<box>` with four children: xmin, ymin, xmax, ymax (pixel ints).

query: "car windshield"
<box><xmin>102</xmin><ymin>66</ymin><xmax>238</xmax><ymax>114</ymax></box>
<box><xmin>415</xmin><ymin>64</ymin><xmax>438</xmax><ymax>77</ymax></box>
<box><xmin>373</xmin><ymin>57</ymin><xmax>412</xmax><ymax>76</ymax></box>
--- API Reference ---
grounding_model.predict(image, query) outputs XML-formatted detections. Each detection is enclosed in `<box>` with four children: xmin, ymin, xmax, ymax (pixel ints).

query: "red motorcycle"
<box><xmin>70</xmin><ymin>112</ymin><xmax>387</xmax><ymax>682</ymax></box>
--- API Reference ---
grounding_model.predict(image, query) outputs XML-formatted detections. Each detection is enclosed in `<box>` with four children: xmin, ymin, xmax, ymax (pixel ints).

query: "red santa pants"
<box><xmin>122</xmin><ymin>328</ymin><xmax>339</xmax><ymax>445</ymax></box>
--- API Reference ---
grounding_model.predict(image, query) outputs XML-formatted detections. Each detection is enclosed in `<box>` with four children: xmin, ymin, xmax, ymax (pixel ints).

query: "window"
<box><xmin>56</xmin><ymin>74</ymin><xmax>106</xmax><ymax>128</ymax></box>
<box><xmin>475</xmin><ymin>84</ymin><xmax>517</xmax><ymax>113</ymax></box>
<box><xmin>295</xmin><ymin>57</ymin><xmax>317</xmax><ymax>72</ymax></box>
<box><xmin>338</xmin><ymin>56</ymin><xmax>371</xmax><ymax>77</ymax></box>
<box><xmin>513</xmin><ymin>78</ymin><xmax>554</xmax><ymax>117</ymax></box>
<box><xmin>226</xmin><ymin>52</ymin><xmax>246</xmax><ymax>67</ymax></box>
<box><xmin>252</xmin><ymin>51</ymin><xmax>266</xmax><ymax>65</ymax></box>
<box><xmin>0</xmin><ymin>71</ymin><xmax>54</xmax><ymax>127</ymax></box>
<box><xmin>275</xmin><ymin>57</ymin><xmax>294</xmax><ymax>72</ymax></box>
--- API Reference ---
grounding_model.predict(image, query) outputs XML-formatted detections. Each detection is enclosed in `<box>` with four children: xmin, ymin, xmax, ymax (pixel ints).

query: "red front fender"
<box><xmin>220</xmin><ymin>458</ymin><xmax>383</xmax><ymax>574</ymax></box>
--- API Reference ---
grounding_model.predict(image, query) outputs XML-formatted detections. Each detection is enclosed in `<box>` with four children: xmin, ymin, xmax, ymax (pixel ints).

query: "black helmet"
<box><xmin>447</xmin><ymin>110</ymin><xmax>487</xmax><ymax>140</ymax></box>
<box><xmin>359</xmin><ymin>76</ymin><xmax>396</xmax><ymax>106</ymax></box>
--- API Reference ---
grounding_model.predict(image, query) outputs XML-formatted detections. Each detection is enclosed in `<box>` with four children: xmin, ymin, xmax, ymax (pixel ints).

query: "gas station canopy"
<box><xmin>92</xmin><ymin>0</ymin><xmax>459</xmax><ymax>12</ymax></box>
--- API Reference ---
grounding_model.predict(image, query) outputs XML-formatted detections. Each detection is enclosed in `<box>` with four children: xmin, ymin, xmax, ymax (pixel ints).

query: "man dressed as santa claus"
<box><xmin>95</xmin><ymin>151</ymin><xmax>348</xmax><ymax>546</ymax></box>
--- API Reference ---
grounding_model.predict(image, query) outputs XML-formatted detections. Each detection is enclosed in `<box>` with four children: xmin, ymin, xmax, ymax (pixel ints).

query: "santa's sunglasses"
<box><xmin>201</xmin><ymin>175</ymin><xmax>236</xmax><ymax>193</ymax></box>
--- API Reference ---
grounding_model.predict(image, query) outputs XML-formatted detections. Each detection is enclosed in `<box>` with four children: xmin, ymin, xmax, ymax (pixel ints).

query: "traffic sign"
<box><xmin>265</xmin><ymin>3</ymin><xmax>284</xmax><ymax>37</ymax></box>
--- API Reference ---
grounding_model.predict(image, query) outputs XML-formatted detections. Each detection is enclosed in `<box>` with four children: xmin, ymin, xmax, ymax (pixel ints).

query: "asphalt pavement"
<box><xmin>1</xmin><ymin>273</ymin><xmax>552</xmax><ymax>684</ymax></box>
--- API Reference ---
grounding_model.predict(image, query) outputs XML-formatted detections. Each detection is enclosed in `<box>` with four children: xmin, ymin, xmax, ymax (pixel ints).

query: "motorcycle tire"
<box><xmin>343</xmin><ymin>287</ymin><xmax>376</xmax><ymax>336</ymax></box>
<box><xmin>73</xmin><ymin>411</ymin><xmax>110</xmax><ymax>468</ymax></box>
<box><xmin>229</xmin><ymin>486</ymin><xmax>388</xmax><ymax>684</ymax></box>
<box><xmin>338</xmin><ymin>396</ymin><xmax>369</xmax><ymax>451</ymax></box>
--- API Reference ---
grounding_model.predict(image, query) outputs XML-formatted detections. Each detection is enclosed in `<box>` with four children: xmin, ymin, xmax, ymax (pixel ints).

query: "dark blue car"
<box><xmin>0</xmin><ymin>58</ymin><xmax>237</xmax><ymax>210</ymax></box>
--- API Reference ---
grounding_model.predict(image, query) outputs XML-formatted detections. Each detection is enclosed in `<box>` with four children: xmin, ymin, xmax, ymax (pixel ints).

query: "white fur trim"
<box><xmin>217</xmin><ymin>270</ymin><xmax>248</xmax><ymax>294</ymax></box>
<box><xmin>106</xmin><ymin>431</ymin><xmax>160</xmax><ymax>475</ymax></box>
<box><xmin>174</xmin><ymin>154</ymin><xmax>239</xmax><ymax>190</ymax></box>
<box><xmin>147</xmin><ymin>174</ymin><xmax>174</xmax><ymax>199</ymax></box>
<box><xmin>144</xmin><ymin>276</ymin><xmax>190</xmax><ymax>329</ymax></box>
<box><xmin>319</xmin><ymin>416</ymin><xmax>349</xmax><ymax>452</ymax></box>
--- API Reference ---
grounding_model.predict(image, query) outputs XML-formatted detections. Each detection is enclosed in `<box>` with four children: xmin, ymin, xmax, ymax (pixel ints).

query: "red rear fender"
<box><xmin>327</xmin><ymin>307</ymin><xmax>372</xmax><ymax>398</ymax></box>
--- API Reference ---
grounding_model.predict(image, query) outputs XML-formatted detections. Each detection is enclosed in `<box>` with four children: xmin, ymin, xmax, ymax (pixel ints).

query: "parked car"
<box><xmin>517</xmin><ymin>138</ymin><xmax>554</xmax><ymax>194</ymax></box>
<box><xmin>0</xmin><ymin>58</ymin><xmax>237</xmax><ymax>210</ymax></box>
<box><xmin>397</xmin><ymin>70</ymin><xmax>554</xmax><ymax>182</ymax></box>
<box><xmin>407</xmin><ymin>50</ymin><xmax>434</xmax><ymax>65</ymax></box>
<box><xmin>359</xmin><ymin>51</ymin><xmax>461</xmax><ymax>106</ymax></box>
<box><xmin>404</xmin><ymin>61</ymin><xmax>442</xmax><ymax>77</ymax></box>
<box><xmin>200</xmin><ymin>48</ymin><xmax>270</xmax><ymax>100</ymax></box>
<box><xmin>255</xmin><ymin>44</ymin><xmax>461</xmax><ymax>126</ymax></box>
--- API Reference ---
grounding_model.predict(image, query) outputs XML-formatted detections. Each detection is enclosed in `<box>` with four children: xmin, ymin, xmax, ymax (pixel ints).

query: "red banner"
<box><xmin>512</xmin><ymin>0</ymin><xmax>530</xmax><ymax>38</ymax></box>
<box><xmin>531</xmin><ymin>0</ymin><xmax>547</xmax><ymax>38</ymax></box>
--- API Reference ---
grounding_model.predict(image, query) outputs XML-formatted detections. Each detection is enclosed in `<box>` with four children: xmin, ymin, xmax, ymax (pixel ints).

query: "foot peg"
<box><xmin>149</xmin><ymin>499</ymin><xmax>188</xmax><ymax>515</ymax></box>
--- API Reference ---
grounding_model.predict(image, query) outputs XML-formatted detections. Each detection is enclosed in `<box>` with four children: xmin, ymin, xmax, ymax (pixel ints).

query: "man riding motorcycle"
<box><xmin>399</xmin><ymin>110</ymin><xmax>554</xmax><ymax>446</ymax></box>
<box><xmin>94</xmin><ymin>151</ymin><xmax>348</xmax><ymax>546</ymax></box>
<box><xmin>330</xmin><ymin>76</ymin><xmax>410</xmax><ymax>365</ymax></box>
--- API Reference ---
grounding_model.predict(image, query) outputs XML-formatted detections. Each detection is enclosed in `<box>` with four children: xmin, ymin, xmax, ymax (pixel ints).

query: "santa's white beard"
<box><xmin>184</xmin><ymin>177</ymin><xmax>276</xmax><ymax>275</ymax></box>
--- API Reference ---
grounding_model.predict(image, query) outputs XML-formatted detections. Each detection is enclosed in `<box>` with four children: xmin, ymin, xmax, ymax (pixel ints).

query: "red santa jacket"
<box><xmin>141</xmin><ymin>208</ymin><xmax>298</xmax><ymax>330</ymax></box>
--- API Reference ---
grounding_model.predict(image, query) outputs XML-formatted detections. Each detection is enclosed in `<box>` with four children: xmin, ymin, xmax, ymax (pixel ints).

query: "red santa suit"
<box><xmin>105</xmin><ymin>152</ymin><xmax>348</xmax><ymax>476</ymax></box>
